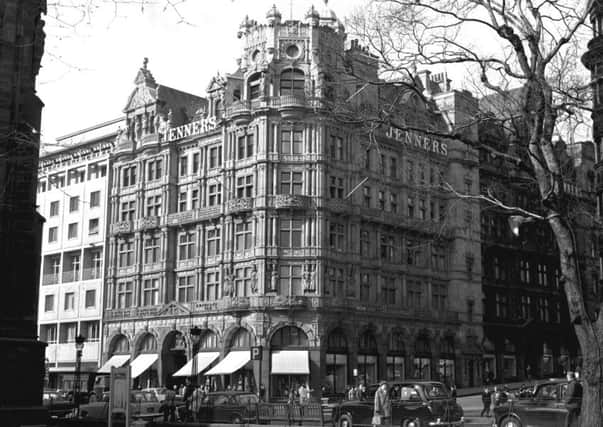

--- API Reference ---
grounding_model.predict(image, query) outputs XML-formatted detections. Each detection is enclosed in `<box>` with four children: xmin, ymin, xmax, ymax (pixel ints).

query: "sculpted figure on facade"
<box><xmin>270</xmin><ymin>262</ymin><xmax>279</xmax><ymax>291</ymax></box>
<box><xmin>224</xmin><ymin>267</ymin><xmax>235</xmax><ymax>297</ymax></box>
<box><xmin>303</xmin><ymin>263</ymin><xmax>315</xmax><ymax>292</ymax></box>
<box><xmin>250</xmin><ymin>265</ymin><xmax>258</xmax><ymax>293</ymax></box>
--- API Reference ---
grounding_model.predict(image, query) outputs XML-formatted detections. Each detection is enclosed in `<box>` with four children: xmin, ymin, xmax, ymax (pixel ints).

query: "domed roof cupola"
<box><xmin>318</xmin><ymin>0</ymin><xmax>344</xmax><ymax>31</ymax></box>
<box><xmin>305</xmin><ymin>4</ymin><xmax>320</xmax><ymax>26</ymax></box>
<box><xmin>266</xmin><ymin>4</ymin><xmax>282</xmax><ymax>25</ymax></box>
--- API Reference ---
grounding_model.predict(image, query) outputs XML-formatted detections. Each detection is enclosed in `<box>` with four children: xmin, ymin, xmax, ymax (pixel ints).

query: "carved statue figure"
<box><xmin>270</xmin><ymin>262</ymin><xmax>279</xmax><ymax>291</ymax></box>
<box><xmin>250</xmin><ymin>266</ymin><xmax>258</xmax><ymax>293</ymax></box>
<box><xmin>224</xmin><ymin>268</ymin><xmax>234</xmax><ymax>297</ymax></box>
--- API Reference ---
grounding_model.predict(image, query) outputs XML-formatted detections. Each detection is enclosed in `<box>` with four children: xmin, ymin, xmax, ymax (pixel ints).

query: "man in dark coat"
<box><xmin>373</xmin><ymin>381</ymin><xmax>391</xmax><ymax>426</ymax></box>
<box><xmin>480</xmin><ymin>387</ymin><xmax>492</xmax><ymax>417</ymax></box>
<box><xmin>564</xmin><ymin>371</ymin><xmax>583</xmax><ymax>427</ymax></box>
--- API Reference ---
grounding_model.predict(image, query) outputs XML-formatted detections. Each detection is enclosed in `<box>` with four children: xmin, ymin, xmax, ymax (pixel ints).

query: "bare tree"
<box><xmin>343</xmin><ymin>0</ymin><xmax>601</xmax><ymax>425</ymax></box>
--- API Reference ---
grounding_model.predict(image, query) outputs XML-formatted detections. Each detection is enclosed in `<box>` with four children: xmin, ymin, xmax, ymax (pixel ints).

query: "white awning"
<box><xmin>205</xmin><ymin>351</ymin><xmax>250</xmax><ymax>375</ymax></box>
<box><xmin>130</xmin><ymin>354</ymin><xmax>158</xmax><ymax>379</ymax></box>
<box><xmin>172</xmin><ymin>352</ymin><xmax>220</xmax><ymax>377</ymax></box>
<box><xmin>97</xmin><ymin>354</ymin><xmax>130</xmax><ymax>374</ymax></box>
<box><xmin>271</xmin><ymin>350</ymin><xmax>309</xmax><ymax>375</ymax></box>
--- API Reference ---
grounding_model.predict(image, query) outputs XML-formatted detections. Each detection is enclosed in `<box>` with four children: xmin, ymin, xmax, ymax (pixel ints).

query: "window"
<box><xmin>330</xmin><ymin>135</ymin><xmax>344</xmax><ymax>160</ymax></box>
<box><xmin>69</xmin><ymin>254</ymin><xmax>81</xmax><ymax>281</ymax></box>
<box><xmin>48</xmin><ymin>227</ymin><xmax>58</xmax><ymax>243</ymax></box>
<box><xmin>280</xmin><ymin>218</ymin><xmax>303</xmax><ymax>248</ymax></box>
<box><xmin>90</xmin><ymin>191</ymin><xmax>100</xmax><ymax>208</ymax></box>
<box><xmin>407</xmin><ymin>161</ymin><xmax>414</xmax><ymax>183</ymax></box>
<box><xmin>178</xmin><ymin>231</ymin><xmax>196</xmax><ymax>260</ymax></box>
<box><xmin>496</xmin><ymin>293</ymin><xmax>509</xmax><ymax>318</ymax></box>
<box><xmin>85</xmin><ymin>289</ymin><xmax>96</xmax><ymax>308</ymax></box>
<box><xmin>41</xmin><ymin>324</ymin><xmax>57</xmax><ymax>343</ymax></box>
<box><xmin>207</xmin><ymin>228</ymin><xmax>221</xmax><ymax>256</ymax></box>
<box><xmin>537</xmin><ymin>264</ymin><xmax>548</xmax><ymax>287</ymax></box>
<box><xmin>68</xmin><ymin>196</ymin><xmax>79</xmax><ymax>213</ymax></box>
<box><xmin>144</xmin><ymin>235</ymin><xmax>160</xmax><ymax>264</ymax></box>
<box><xmin>88</xmin><ymin>218</ymin><xmax>99</xmax><ymax>235</ymax></box>
<box><xmin>68</xmin><ymin>223</ymin><xmax>78</xmax><ymax>239</ymax></box>
<box><xmin>390</xmin><ymin>156</ymin><xmax>397</xmax><ymax>178</ymax></box>
<box><xmin>419</xmin><ymin>199</ymin><xmax>426</xmax><ymax>220</ymax></box>
<box><xmin>235</xmin><ymin>221</ymin><xmax>253</xmax><ymax>250</ymax></box>
<box><xmin>209</xmin><ymin>145</ymin><xmax>222</xmax><ymax>168</ymax></box>
<box><xmin>432</xmin><ymin>283</ymin><xmax>447</xmax><ymax>310</ymax></box>
<box><xmin>360</xmin><ymin>230</ymin><xmax>370</xmax><ymax>257</ymax></box>
<box><xmin>59</xmin><ymin>323</ymin><xmax>77</xmax><ymax>343</ymax></box>
<box><xmin>329</xmin><ymin>223</ymin><xmax>344</xmax><ymax>251</ymax></box>
<box><xmin>280</xmin><ymin>171</ymin><xmax>303</xmax><ymax>194</ymax></box>
<box><xmin>178</xmin><ymin>191</ymin><xmax>187</xmax><ymax>212</ymax></box>
<box><xmin>205</xmin><ymin>271</ymin><xmax>220</xmax><ymax>301</ymax></box>
<box><xmin>50</xmin><ymin>201</ymin><xmax>59</xmax><ymax>217</ymax></box>
<box><xmin>177</xmin><ymin>275</ymin><xmax>195</xmax><ymax>303</ymax></box>
<box><xmin>520</xmin><ymin>260</ymin><xmax>531</xmax><ymax>284</ymax></box>
<box><xmin>329</xmin><ymin>176</ymin><xmax>344</xmax><ymax>199</ymax></box>
<box><xmin>146</xmin><ymin>195</ymin><xmax>161</xmax><ymax>216</ymax></box>
<box><xmin>378</xmin><ymin>191</ymin><xmax>385</xmax><ymax>210</ymax></box>
<box><xmin>407</xmin><ymin>197</ymin><xmax>415</xmax><ymax>217</ymax></box>
<box><xmin>179</xmin><ymin>155</ymin><xmax>188</xmax><ymax>176</ymax></box>
<box><xmin>237</xmin><ymin>134</ymin><xmax>255</xmax><ymax>159</ymax></box>
<box><xmin>360</xmin><ymin>273</ymin><xmax>370</xmax><ymax>301</ymax></box>
<box><xmin>235</xmin><ymin>267</ymin><xmax>253</xmax><ymax>297</ymax></box>
<box><xmin>236</xmin><ymin>175</ymin><xmax>253</xmax><ymax>198</ymax></box>
<box><xmin>363</xmin><ymin>186</ymin><xmax>371</xmax><ymax>208</ymax></box>
<box><xmin>142</xmin><ymin>278</ymin><xmax>159</xmax><ymax>306</ymax></box>
<box><xmin>280</xmin><ymin>129</ymin><xmax>303</xmax><ymax>154</ymax></box>
<box><xmin>64</xmin><ymin>292</ymin><xmax>75</xmax><ymax>310</ymax></box>
<box><xmin>81</xmin><ymin>320</ymin><xmax>99</xmax><ymax>341</ymax></box>
<box><xmin>191</xmin><ymin>189</ymin><xmax>199</xmax><ymax>209</ymax></box>
<box><xmin>44</xmin><ymin>295</ymin><xmax>55</xmax><ymax>312</ymax></box>
<box><xmin>280</xmin><ymin>69</ymin><xmax>305</xmax><ymax>96</ymax></box>
<box><xmin>521</xmin><ymin>295</ymin><xmax>532</xmax><ymax>319</ymax></box>
<box><xmin>380</xmin><ymin>235</ymin><xmax>394</xmax><ymax>260</ymax></box>
<box><xmin>248</xmin><ymin>73</ymin><xmax>262</xmax><ymax>100</ymax></box>
<box><xmin>122</xmin><ymin>166</ymin><xmax>137</xmax><ymax>187</ymax></box>
<box><xmin>118</xmin><ymin>239</ymin><xmax>134</xmax><ymax>267</ymax></box>
<box><xmin>278</xmin><ymin>264</ymin><xmax>303</xmax><ymax>296</ymax></box>
<box><xmin>380</xmin><ymin>276</ymin><xmax>396</xmax><ymax>303</ymax></box>
<box><xmin>208</xmin><ymin>184</ymin><xmax>222</xmax><ymax>206</ymax></box>
<box><xmin>326</xmin><ymin>267</ymin><xmax>345</xmax><ymax>297</ymax></box>
<box><xmin>91</xmin><ymin>250</ymin><xmax>103</xmax><ymax>278</ymax></box>
<box><xmin>431</xmin><ymin>246</ymin><xmax>446</xmax><ymax>271</ymax></box>
<box><xmin>192</xmin><ymin>153</ymin><xmax>200</xmax><ymax>174</ymax></box>
<box><xmin>147</xmin><ymin>159</ymin><xmax>162</xmax><ymax>181</ymax></box>
<box><xmin>120</xmin><ymin>201</ymin><xmax>135</xmax><ymax>221</ymax></box>
<box><xmin>390</xmin><ymin>193</ymin><xmax>398</xmax><ymax>213</ymax></box>
<box><xmin>51</xmin><ymin>257</ymin><xmax>61</xmax><ymax>278</ymax></box>
<box><xmin>117</xmin><ymin>281</ymin><xmax>133</xmax><ymax>308</ymax></box>
<box><xmin>408</xmin><ymin>280</ymin><xmax>423</xmax><ymax>307</ymax></box>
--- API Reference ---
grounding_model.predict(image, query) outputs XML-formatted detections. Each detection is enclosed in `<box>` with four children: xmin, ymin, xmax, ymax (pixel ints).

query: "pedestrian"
<box><xmin>183</xmin><ymin>379</ymin><xmax>194</xmax><ymax>421</ymax></box>
<box><xmin>359</xmin><ymin>383</ymin><xmax>367</xmax><ymax>401</ymax></box>
<box><xmin>190</xmin><ymin>386</ymin><xmax>204</xmax><ymax>422</ymax></box>
<box><xmin>480</xmin><ymin>387</ymin><xmax>491</xmax><ymax>417</ymax></box>
<box><xmin>373</xmin><ymin>381</ymin><xmax>391</xmax><ymax>426</ymax></box>
<box><xmin>159</xmin><ymin>399</ymin><xmax>170</xmax><ymax>422</ymax></box>
<box><xmin>259</xmin><ymin>383</ymin><xmax>266</xmax><ymax>402</ymax></box>
<box><xmin>287</xmin><ymin>388</ymin><xmax>296</xmax><ymax>426</ymax></box>
<box><xmin>348</xmin><ymin>386</ymin><xmax>357</xmax><ymax>401</ymax></box>
<box><xmin>298</xmin><ymin>383</ymin><xmax>309</xmax><ymax>423</ymax></box>
<box><xmin>166</xmin><ymin>385</ymin><xmax>177</xmax><ymax>422</ymax></box>
<box><xmin>564</xmin><ymin>371</ymin><xmax>583</xmax><ymax>427</ymax></box>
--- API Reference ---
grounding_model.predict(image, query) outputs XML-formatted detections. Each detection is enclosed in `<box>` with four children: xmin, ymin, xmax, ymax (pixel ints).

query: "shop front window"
<box><xmin>358</xmin><ymin>331</ymin><xmax>378</xmax><ymax>385</ymax></box>
<box><xmin>270</xmin><ymin>326</ymin><xmax>309</xmax><ymax>399</ymax></box>
<box><xmin>413</xmin><ymin>334</ymin><xmax>431</xmax><ymax>379</ymax></box>
<box><xmin>326</xmin><ymin>329</ymin><xmax>348</xmax><ymax>393</ymax></box>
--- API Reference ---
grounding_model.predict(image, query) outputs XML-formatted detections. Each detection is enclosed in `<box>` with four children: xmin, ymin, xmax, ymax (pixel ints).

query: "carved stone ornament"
<box><xmin>274</xmin><ymin>194</ymin><xmax>309</xmax><ymax>209</ymax></box>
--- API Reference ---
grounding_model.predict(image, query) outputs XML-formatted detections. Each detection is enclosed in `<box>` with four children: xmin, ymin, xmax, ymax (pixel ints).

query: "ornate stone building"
<box><xmin>101</xmin><ymin>4</ymin><xmax>483</xmax><ymax>396</ymax></box>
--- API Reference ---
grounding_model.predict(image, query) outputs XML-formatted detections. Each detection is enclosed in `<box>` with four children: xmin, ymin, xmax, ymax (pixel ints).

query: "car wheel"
<box><xmin>500</xmin><ymin>417</ymin><xmax>521</xmax><ymax>427</ymax></box>
<box><xmin>338</xmin><ymin>414</ymin><xmax>353</xmax><ymax>427</ymax></box>
<box><xmin>232</xmin><ymin>415</ymin><xmax>243</xmax><ymax>424</ymax></box>
<box><xmin>403</xmin><ymin>419</ymin><xmax>421</xmax><ymax>427</ymax></box>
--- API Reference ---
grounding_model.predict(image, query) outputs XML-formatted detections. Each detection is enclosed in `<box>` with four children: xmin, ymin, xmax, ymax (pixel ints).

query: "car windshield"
<box><xmin>422</xmin><ymin>383</ymin><xmax>451</xmax><ymax>399</ymax></box>
<box><xmin>131</xmin><ymin>391</ymin><xmax>158</xmax><ymax>402</ymax></box>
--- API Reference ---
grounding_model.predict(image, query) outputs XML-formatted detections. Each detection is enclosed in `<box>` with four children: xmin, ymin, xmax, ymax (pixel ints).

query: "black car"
<box><xmin>333</xmin><ymin>381</ymin><xmax>464</xmax><ymax>427</ymax></box>
<box><xmin>197</xmin><ymin>391</ymin><xmax>259</xmax><ymax>424</ymax></box>
<box><xmin>493</xmin><ymin>379</ymin><xmax>580</xmax><ymax>427</ymax></box>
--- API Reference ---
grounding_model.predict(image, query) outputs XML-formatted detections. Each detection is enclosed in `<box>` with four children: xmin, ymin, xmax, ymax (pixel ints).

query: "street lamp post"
<box><xmin>74</xmin><ymin>334</ymin><xmax>86</xmax><ymax>417</ymax></box>
<box><xmin>190</xmin><ymin>326</ymin><xmax>202</xmax><ymax>388</ymax></box>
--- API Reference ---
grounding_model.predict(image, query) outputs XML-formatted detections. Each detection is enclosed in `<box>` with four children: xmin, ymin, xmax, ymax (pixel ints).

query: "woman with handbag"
<box><xmin>373</xmin><ymin>381</ymin><xmax>391</xmax><ymax>426</ymax></box>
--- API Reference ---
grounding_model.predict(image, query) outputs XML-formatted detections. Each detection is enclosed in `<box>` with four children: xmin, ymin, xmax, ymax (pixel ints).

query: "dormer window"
<box><xmin>248</xmin><ymin>73</ymin><xmax>261</xmax><ymax>100</ymax></box>
<box><xmin>280</xmin><ymin>69</ymin><xmax>305</xmax><ymax>97</ymax></box>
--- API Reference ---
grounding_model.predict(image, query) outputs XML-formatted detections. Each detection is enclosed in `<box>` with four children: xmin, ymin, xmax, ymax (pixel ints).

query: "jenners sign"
<box><xmin>386</xmin><ymin>126</ymin><xmax>448</xmax><ymax>156</ymax></box>
<box><xmin>161</xmin><ymin>116</ymin><xmax>218</xmax><ymax>143</ymax></box>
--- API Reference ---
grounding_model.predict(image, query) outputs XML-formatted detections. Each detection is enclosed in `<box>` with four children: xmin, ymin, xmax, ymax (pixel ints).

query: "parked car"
<box><xmin>79</xmin><ymin>390</ymin><xmax>163</xmax><ymax>422</ymax></box>
<box><xmin>493</xmin><ymin>379</ymin><xmax>581</xmax><ymax>427</ymax></box>
<box><xmin>332</xmin><ymin>381</ymin><xmax>464</xmax><ymax>427</ymax></box>
<box><xmin>196</xmin><ymin>391</ymin><xmax>259</xmax><ymax>424</ymax></box>
<box><xmin>43</xmin><ymin>390</ymin><xmax>74</xmax><ymax>418</ymax></box>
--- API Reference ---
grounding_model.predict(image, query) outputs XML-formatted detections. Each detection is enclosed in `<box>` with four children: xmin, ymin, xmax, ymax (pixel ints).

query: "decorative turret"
<box><xmin>305</xmin><ymin>5</ymin><xmax>320</xmax><ymax>26</ymax></box>
<box><xmin>134</xmin><ymin>57</ymin><xmax>157</xmax><ymax>88</ymax></box>
<box><xmin>266</xmin><ymin>4</ymin><xmax>281</xmax><ymax>26</ymax></box>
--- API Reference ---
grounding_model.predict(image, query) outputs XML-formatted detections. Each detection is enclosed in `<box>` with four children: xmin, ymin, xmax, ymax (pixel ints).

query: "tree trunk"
<box><xmin>579</xmin><ymin>370</ymin><xmax>603</xmax><ymax>427</ymax></box>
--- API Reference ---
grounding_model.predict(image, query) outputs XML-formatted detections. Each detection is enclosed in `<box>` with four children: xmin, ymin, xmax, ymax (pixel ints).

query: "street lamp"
<box><xmin>190</xmin><ymin>326</ymin><xmax>202</xmax><ymax>388</ymax></box>
<box><xmin>74</xmin><ymin>334</ymin><xmax>86</xmax><ymax>417</ymax></box>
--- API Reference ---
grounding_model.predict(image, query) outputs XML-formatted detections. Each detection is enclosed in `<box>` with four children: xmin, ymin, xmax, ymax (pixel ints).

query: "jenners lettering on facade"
<box><xmin>161</xmin><ymin>116</ymin><xmax>218</xmax><ymax>143</ymax></box>
<box><xmin>386</xmin><ymin>126</ymin><xmax>448</xmax><ymax>156</ymax></box>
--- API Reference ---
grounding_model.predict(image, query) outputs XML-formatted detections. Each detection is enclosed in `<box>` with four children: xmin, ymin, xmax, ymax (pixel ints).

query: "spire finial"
<box><xmin>143</xmin><ymin>57</ymin><xmax>149</xmax><ymax>69</ymax></box>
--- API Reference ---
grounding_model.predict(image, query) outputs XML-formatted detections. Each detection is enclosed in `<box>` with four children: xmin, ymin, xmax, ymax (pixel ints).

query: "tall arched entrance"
<box><xmin>132</xmin><ymin>333</ymin><xmax>159</xmax><ymax>389</ymax></box>
<box><xmin>270</xmin><ymin>326</ymin><xmax>309</xmax><ymax>399</ymax></box>
<box><xmin>326</xmin><ymin>329</ymin><xmax>348</xmax><ymax>393</ymax></box>
<box><xmin>162</xmin><ymin>330</ymin><xmax>187</xmax><ymax>387</ymax></box>
<box><xmin>357</xmin><ymin>331</ymin><xmax>378</xmax><ymax>385</ymax></box>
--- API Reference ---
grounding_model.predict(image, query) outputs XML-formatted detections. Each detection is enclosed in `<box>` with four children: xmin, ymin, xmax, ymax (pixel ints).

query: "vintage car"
<box><xmin>196</xmin><ymin>391</ymin><xmax>259</xmax><ymax>424</ymax></box>
<box><xmin>43</xmin><ymin>390</ymin><xmax>74</xmax><ymax>418</ymax></box>
<box><xmin>79</xmin><ymin>390</ymin><xmax>163</xmax><ymax>422</ymax></box>
<box><xmin>493</xmin><ymin>379</ymin><xmax>581</xmax><ymax>427</ymax></box>
<box><xmin>333</xmin><ymin>381</ymin><xmax>464</xmax><ymax>427</ymax></box>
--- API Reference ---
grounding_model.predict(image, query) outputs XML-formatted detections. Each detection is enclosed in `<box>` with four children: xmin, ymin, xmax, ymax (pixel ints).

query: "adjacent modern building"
<box><xmin>36</xmin><ymin>118</ymin><xmax>123</xmax><ymax>390</ymax></box>
<box><xmin>100</xmin><ymin>3</ymin><xmax>484</xmax><ymax>397</ymax></box>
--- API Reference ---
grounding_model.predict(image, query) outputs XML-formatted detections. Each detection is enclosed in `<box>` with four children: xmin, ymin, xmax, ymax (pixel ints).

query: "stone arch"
<box><xmin>279</xmin><ymin>68</ymin><xmax>305</xmax><ymax>96</ymax></box>
<box><xmin>268</xmin><ymin>324</ymin><xmax>309</xmax><ymax>348</ymax></box>
<box><xmin>199</xmin><ymin>329</ymin><xmax>220</xmax><ymax>350</ymax></box>
<box><xmin>133</xmin><ymin>329</ymin><xmax>160</xmax><ymax>356</ymax></box>
<box><xmin>226</xmin><ymin>326</ymin><xmax>254</xmax><ymax>350</ymax></box>
<box><xmin>222</xmin><ymin>323</ymin><xmax>257</xmax><ymax>350</ymax></box>
<box><xmin>266</xmin><ymin>321</ymin><xmax>315</xmax><ymax>347</ymax></box>
<box><xmin>161</xmin><ymin>329</ymin><xmax>187</xmax><ymax>387</ymax></box>
<box><xmin>108</xmin><ymin>333</ymin><xmax>131</xmax><ymax>356</ymax></box>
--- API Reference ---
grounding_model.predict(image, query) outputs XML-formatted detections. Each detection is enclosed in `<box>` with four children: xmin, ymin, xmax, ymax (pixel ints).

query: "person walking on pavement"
<box><xmin>373</xmin><ymin>381</ymin><xmax>391</xmax><ymax>426</ymax></box>
<box><xmin>166</xmin><ymin>385</ymin><xmax>177</xmax><ymax>422</ymax></box>
<box><xmin>564</xmin><ymin>371</ymin><xmax>583</xmax><ymax>427</ymax></box>
<box><xmin>480</xmin><ymin>387</ymin><xmax>492</xmax><ymax>417</ymax></box>
<box><xmin>287</xmin><ymin>388</ymin><xmax>296</xmax><ymax>426</ymax></box>
<box><xmin>298</xmin><ymin>383</ymin><xmax>310</xmax><ymax>424</ymax></box>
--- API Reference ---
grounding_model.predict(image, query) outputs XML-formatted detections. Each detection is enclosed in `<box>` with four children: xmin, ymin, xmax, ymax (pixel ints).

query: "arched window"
<box><xmin>389</xmin><ymin>333</ymin><xmax>405</xmax><ymax>354</ymax></box>
<box><xmin>359</xmin><ymin>331</ymin><xmax>378</xmax><ymax>353</ymax></box>
<box><xmin>358</xmin><ymin>331</ymin><xmax>378</xmax><ymax>385</ymax></box>
<box><xmin>387</xmin><ymin>333</ymin><xmax>405</xmax><ymax>381</ymax></box>
<box><xmin>215</xmin><ymin>99</ymin><xmax>223</xmax><ymax>120</ymax></box>
<box><xmin>200</xmin><ymin>331</ymin><xmax>219</xmax><ymax>349</ymax></box>
<box><xmin>413</xmin><ymin>334</ymin><xmax>431</xmax><ymax>380</ymax></box>
<box><xmin>270</xmin><ymin>326</ymin><xmax>308</xmax><ymax>348</ymax></box>
<box><xmin>327</xmin><ymin>329</ymin><xmax>348</xmax><ymax>352</ymax></box>
<box><xmin>230</xmin><ymin>328</ymin><xmax>251</xmax><ymax>349</ymax></box>
<box><xmin>247</xmin><ymin>73</ymin><xmax>262</xmax><ymax>100</ymax></box>
<box><xmin>441</xmin><ymin>336</ymin><xmax>454</xmax><ymax>357</ymax></box>
<box><xmin>280</xmin><ymin>69</ymin><xmax>305</xmax><ymax>97</ymax></box>
<box><xmin>113</xmin><ymin>335</ymin><xmax>129</xmax><ymax>354</ymax></box>
<box><xmin>140</xmin><ymin>333</ymin><xmax>157</xmax><ymax>353</ymax></box>
<box><xmin>326</xmin><ymin>329</ymin><xmax>348</xmax><ymax>393</ymax></box>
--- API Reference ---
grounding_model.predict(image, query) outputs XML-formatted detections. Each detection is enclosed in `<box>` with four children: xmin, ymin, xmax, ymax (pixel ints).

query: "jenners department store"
<box><xmin>99</xmin><ymin>2</ymin><xmax>485</xmax><ymax>398</ymax></box>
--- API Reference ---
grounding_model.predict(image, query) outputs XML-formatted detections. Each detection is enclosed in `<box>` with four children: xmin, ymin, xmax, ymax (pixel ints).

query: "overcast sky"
<box><xmin>37</xmin><ymin>0</ymin><xmax>367</xmax><ymax>146</ymax></box>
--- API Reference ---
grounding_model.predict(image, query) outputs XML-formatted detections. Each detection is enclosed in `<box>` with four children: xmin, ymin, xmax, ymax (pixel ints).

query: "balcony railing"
<box><xmin>274</xmin><ymin>194</ymin><xmax>311</xmax><ymax>210</ymax></box>
<box><xmin>42</xmin><ymin>273</ymin><xmax>60</xmax><ymax>285</ymax></box>
<box><xmin>111</xmin><ymin>221</ymin><xmax>132</xmax><ymax>235</ymax></box>
<box><xmin>136</xmin><ymin>216</ymin><xmax>160</xmax><ymax>231</ymax></box>
<box><xmin>225</xmin><ymin>197</ymin><xmax>254</xmax><ymax>215</ymax></box>
<box><xmin>82</xmin><ymin>268</ymin><xmax>102</xmax><ymax>281</ymax></box>
<box><xmin>62</xmin><ymin>270</ymin><xmax>80</xmax><ymax>283</ymax></box>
